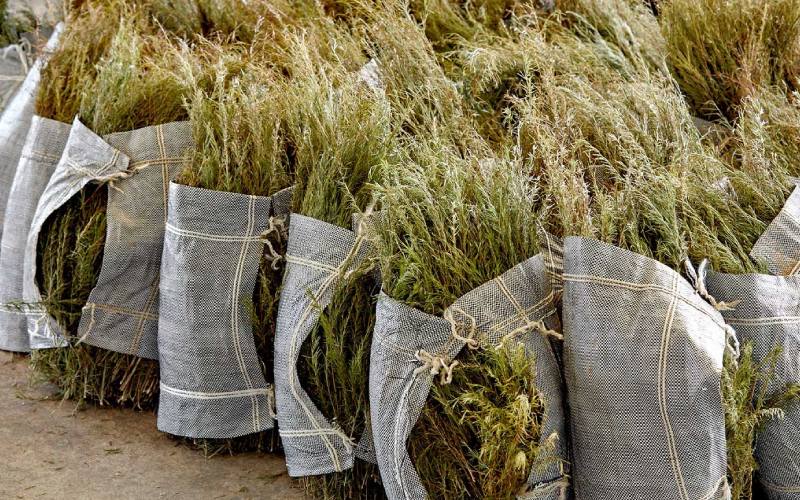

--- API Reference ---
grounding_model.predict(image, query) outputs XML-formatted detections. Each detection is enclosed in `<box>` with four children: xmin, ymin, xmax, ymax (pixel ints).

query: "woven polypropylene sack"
<box><xmin>157</xmin><ymin>183</ymin><xmax>291</xmax><ymax>438</ymax></box>
<box><xmin>705</xmin><ymin>271</ymin><xmax>800</xmax><ymax>498</ymax></box>
<box><xmin>22</xmin><ymin>117</ymin><xmax>130</xmax><ymax>348</ymax></box>
<box><xmin>0</xmin><ymin>117</ymin><xmax>69</xmax><ymax>352</ymax></box>
<box><xmin>558</xmin><ymin>236</ymin><xmax>729</xmax><ymax>499</ymax></box>
<box><xmin>274</xmin><ymin>214</ymin><xmax>375</xmax><ymax>476</ymax></box>
<box><xmin>751</xmin><ymin>187</ymin><xmax>800</xmax><ymax>276</ymax></box>
<box><xmin>75</xmin><ymin>122</ymin><xmax>192</xmax><ymax>360</ymax></box>
<box><xmin>0</xmin><ymin>24</ymin><xmax>63</xmax><ymax>243</ymax></box>
<box><xmin>369</xmin><ymin>255</ymin><xmax>569</xmax><ymax>500</ymax></box>
<box><xmin>0</xmin><ymin>42</ymin><xmax>27</xmax><ymax>113</ymax></box>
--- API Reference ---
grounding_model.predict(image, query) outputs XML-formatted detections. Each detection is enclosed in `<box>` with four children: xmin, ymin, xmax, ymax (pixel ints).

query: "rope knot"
<box><xmin>444</xmin><ymin>306</ymin><xmax>480</xmax><ymax>349</ymax></box>
<box><xmin>413</xmin><ymin>349</ymin><xmax>459</xmax><ymax>384</ymax></box>
<box><xmin>684</xmin><ymin>259</ymin><xmax>740</xmax><ymax>311</ymax></box>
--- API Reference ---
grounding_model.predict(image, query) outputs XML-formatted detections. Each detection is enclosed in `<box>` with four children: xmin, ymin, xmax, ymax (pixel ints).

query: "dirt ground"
<box><xmin>0</xmin><ymin>352</ymin><xmax>304</xmax><ymax>499</ymax></box>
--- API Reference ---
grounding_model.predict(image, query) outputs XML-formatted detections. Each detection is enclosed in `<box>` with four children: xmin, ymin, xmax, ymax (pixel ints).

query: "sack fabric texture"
<box><xmin>0</xmin><ymin>42</ymin><xmax>28</xmax><ymax>112</ymax></box>
<box><xmin>751</xmin><ymin>187</ymin><xmax>800</xmax><ymax>276</ymax></box>
<box><xmin>369</xmin><ymin>254</ymin><xmax>569</xmax><ymax>500</ymax></box>
<box><xmin>551</xmin><ymin>236</ymin><xmax>730</xmax><ymax>500</ymax></box>
<box><xmin>0</xmin><ymin>24</ymin><xmax>63</xmax><ymax>243</ymax></box>
<box><xmin>0</xmin><ymin>117</ymin><xmax>70</xmax><ymax>352</ymax></box>
<box><xmin>157</xmin><ymin>183</ymin><xmax>293</xmax><ymax>438</ymax></box>
<box><xmin>75</xmin><ymin>122</ymin><xmax>192</xmax><ymax>359</ymax></box>
<box><xmin>22</xmin><ymin>118</ymin><xmax>190</xmax><ymax>350</ymax></box>
<box><xmin>705</xmin><ymin>189</ymin><xmax>800</xmax><ymax>499</ymax></box>
<box><xmin>273</xmin><ymin>213</ymin><xmax>376</xmax><ymax>477</ymax></box>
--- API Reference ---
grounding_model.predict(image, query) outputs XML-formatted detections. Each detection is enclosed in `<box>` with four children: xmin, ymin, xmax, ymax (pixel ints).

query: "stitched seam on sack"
<box><xmin>22</xmin><ymin>150</ymin><xmax>61</xmax><ymax>162</ymax></box>
<box><xmin>761</xmin><ymin>478</ymin><xmax>800</xmax><ymax>493</ymax></box>
<box><xmin>727</xmin><ymin>316</ymin><xmax>800</xmax><ymax>326</ymax></box>
<box><xmin>165</xmin><ymin>223</ymin><xmax>265</xmax><ymax>242</ymax></box>
<box><xmin>280</xmin><ymin>429</ymin><xmax>351</xmax><ymax>437</ymax></box>
<box><xmin>789</xmin><ymin>260</ymin><xmax>800</xmax><ymax>276</ymax></box>
<box><xmin>231</xmin><ymin>196</ymin><xmax>260</xmax><ymax>432</ymax></box>
<box><xmin>393</xmin><ymin>369</ymin><xmax>421</xmax><ymax>499</ymax></box>
<box><xmin>659</xmin><ymin>273</ymin><xmax>689</xmax><ymax>499</ymax></box>
<box><xmin>129</xmin><ymin>277</ymin><xmax>160</xmax><ymax>356</ymax></box>
<box><xmin>285</xmin><ymin>254</ymin><xmax>338</xmax><ymax>274</ymax></box>
<box><xmin>160</xmin><ymin>382</ymin><xmax>271</xmax><ymax>400</ymax></box>
<box><xmin>157</xmin><ymin>126</ymin><xmax>169</xmax><ymax>225</ymax></box>
<box><xmin>128</xmin><ymin>157</ymin><xmax>185</xmax><ymax>169</ymax></box>
<box><xmin>282</xmin><ymin>235</ymin><xmax>371</xmax><ymax>470</ymax></box>
<box><xmin>83</xmin><ymin>302</ymin><xmax>159</xmax><ymax>321</ymax></box>
<box><xmin>564</xmin><ymin>273</ymin><xmax>725</xmax><ymax>328</ymax></box>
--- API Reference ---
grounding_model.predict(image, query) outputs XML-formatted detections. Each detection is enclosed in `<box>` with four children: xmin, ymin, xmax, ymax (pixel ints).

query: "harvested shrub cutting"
<box><xmin>661</xmin><ymin>0</ymin><xmax>800</xmax><ymax>122</ymax></box>
<box><xmin>722</xmin><ymin>344</ymin><xmax>800</xmax><ymax>500</ymax></box>
<box><xmin>168</xmin><ymin>37</ymin><xmax>293</xmax><ymax>454</ymax></box>
<box><xmin>373</xmin><ymin>133</ymin><xmax>552</xmax><ymax>498</ymax></box>
<box><xmin>276</xmin><ymin>25</ymin><xmax>393</xmax><ymax>497</ymax></box>
<box><xmin>31</xmin><ymin>6</ymin><xmax>196</xmax><ymax>409</ymax></box>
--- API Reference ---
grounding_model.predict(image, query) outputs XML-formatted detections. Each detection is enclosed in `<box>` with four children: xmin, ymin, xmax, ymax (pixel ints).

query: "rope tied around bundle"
<box><xmin>68</xmin><ymin>156</ymin><xmax>147</xmax><ymax>194</ymax></box>
<box><xmin>499</xmin><ymin>318</ymin><xmax>564</xmax><ymax>348</ymax></box>
<box><xmin>444</xmin><ymin>306</ymin><xmax>480</xmax><ymax>349</ymax></box>
<box><xmin>413</xmin><ymin>349</ymin><xmax>459</xmax><ymax>385</ymax></box>
<box><xmin>261</xmin><ymin>216</ymin><xmax>287</xmax><ymax>270</ymax></box>
<box><xmin>685</xmin><ymin>258</ymin><xmax>741</xmax><ymax>362</ymax></box>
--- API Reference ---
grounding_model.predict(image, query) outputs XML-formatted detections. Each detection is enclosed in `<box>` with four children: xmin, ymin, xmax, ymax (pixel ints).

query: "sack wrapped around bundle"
<box><xmin>550</xmin><ymin>236</ymin><xmax>731</xmax><ymax>499</ymax></box>
<box><xmin>705</xmin><ymin>189</ymin><xmax>800</xmax><ymax>498</ymax></box>
<box><xmin>22</xmin><ymin>117</ymin><xmax>191</xmax><ymax>349</ymax></box>
<box><xmin>369</xmin><ymin>254</ymin><xmax>569</xmax><ymax>500</ymax></box>
<box><xmin>0</xmin><ymin>116</ymin><xmax>69</xmax><ymax>352</ymax></box>
<box><xmin>157</xmin><ymin>183</ymin><xmax>292</xmax><ymax>438</ymax></box>
<box><xmin>75</xmin><ymin>121</ymin><xmax>192</xmax><ymax>359</ymax></box>
<box><xmin>274</xmin><ymin>213</ymin><xmax>376</xmax><ymax>476</ymax></box>
<box><xmin>0</xmin><ymin>24</ymin><xmax>62</xmax><ymax>243</ymax></box>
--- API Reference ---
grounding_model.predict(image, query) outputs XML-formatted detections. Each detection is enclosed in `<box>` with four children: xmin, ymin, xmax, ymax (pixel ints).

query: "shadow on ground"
<box><xmin>0</xmin><ymin>352</ymin><xmax>303</xmax><ymax>499</ymax></box>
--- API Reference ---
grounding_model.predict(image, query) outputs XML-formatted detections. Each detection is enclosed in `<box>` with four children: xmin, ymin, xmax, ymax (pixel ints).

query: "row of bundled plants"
<box><xmin>14</xmin><ymin>0</ymin><xmax>800</xmax><ymax>498</ymax></box>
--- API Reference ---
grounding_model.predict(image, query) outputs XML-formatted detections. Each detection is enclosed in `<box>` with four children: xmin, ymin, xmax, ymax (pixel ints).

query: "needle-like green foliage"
<box><xmin>374</xmin><ymin>131</ymin><xmax>547</xmax><ymax>497</ymax></box>
<box><xmin>31</xmin><ymin>5</ymin><xmax>197</xmax><ymax>409</ymax></box>
<box><xmin>282</xmin><ymin>23</ymin><xmax>394</xmax><ymax>498</ymax></box>
<box><xmin>722</xmin><ymin>343</ymin><xmax>800</xmax><ymax>500</ymax></box>
<box><xmin>661</xmin><ymin>0</ymin><xmax>800</xmax><ymax>122</ymax></box>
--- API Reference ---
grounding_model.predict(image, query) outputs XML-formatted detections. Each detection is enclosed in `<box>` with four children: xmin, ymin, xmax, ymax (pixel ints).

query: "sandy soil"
<box><xmin>0</xmin><ymin>352</ymin><xmax>304</xmax><ymax>500</ymax></box>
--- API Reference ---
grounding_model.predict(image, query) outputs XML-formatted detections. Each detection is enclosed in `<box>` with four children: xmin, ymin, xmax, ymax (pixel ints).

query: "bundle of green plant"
<box><xmin>165</xmin><ymin>40</ymin><xmax>292</xmax><ymax>454</ymax></box>
<box><xmin>661</xmin><ymin>0</ymin><xmax>800</xmax><ymax>122</ymax></box>
<box><xmin>371</xmin><ymin>134</ymin><xmax>559</xmax><ymax>498</ymax></box>
<box><xmin>256</xmin><ymin>25</ymin><xmax>398</xmax><ymax>495</ymax></box>
<box><xmin>354</xmin><ymin>1</ymin><xmax>484</xmax><ymax>151</ymax></box>
<box><xmin>722</xmin><ymin>345</ymin><xmax>800</xmax><ymax>500</ymax></box>
<box><xmin>440</xmin><ymin>0</ymin><xmax>667</xmax><ymax>146</ymax></box>
<box><xmin>507</xmin><ymin>31</ymin><xmax>781</xmax><ymax>274</ymax></box>
<box><xmin>30</xmin><ymin>14</ymin><xmax>196</xmax><ymax>409</ymax></box>
<box><xmin>709</xmin><ymin>90</ymin><xmax>800</xmax><ymax>264</ymax></box>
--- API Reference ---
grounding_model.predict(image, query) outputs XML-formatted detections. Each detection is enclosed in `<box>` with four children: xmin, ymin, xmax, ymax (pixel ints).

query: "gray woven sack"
<box><xmin>704</xmin><ymin>189</ymin><xmax>800</xmax><ymax>499</ymax></box>
<box><xmin>157</xmin><ymin>182</ymin><xmax>292</xmax><ymax>438</ymax></box>
<box><xmin>552</xmin><ymin>236</ymin><xmax>730</xmax><ymax>500</ymax></box>
<box><xmin>75</xmin><ymin>121</ymin><xmax>192</xmax><ymax>359</ymax></box>
<box><xmin>705</xmin><ymin>271</ymin><xmax>800</xmax><ymax>499</ymax></box>
<box><xmin>751</xmin><ymin>186</ymin><xmax>800</xmax><ymax>276</ymax></box>
<box><xmin>0</xmin><ymin>117</ymin><xmax>69</xmax><ymax>352</ymax></box>
<box><xmin>274</xmin><ymin>214</ymin><xmax>375</xmax><ymax>476</ymax></box>
<box><xmin>22</xmin><ymin>118</ymin><xmax>191</xmax><ymax>349</ymax></box>
<box><xmin>369</xmin><ymin>254</ymin><xmax>569</xmax><ymax>500</ymax></box>
<box><xmin>0</xmin><ymin>24</ymin><xmax>62</xmax><ymax>244</ymax></box>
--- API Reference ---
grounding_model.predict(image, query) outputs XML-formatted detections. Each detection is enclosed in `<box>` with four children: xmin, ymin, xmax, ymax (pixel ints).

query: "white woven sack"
<box><xmin>550</xmin><ymin>236</ymin><xmax>731</xmax><ymax>500</ymax></box>
<box><xmin>273</xmin><ymin>214</ymin><xmax>376</xmax><ymax>476</ymax></box>
<box><xmin>0</xmin><ymin>117</ymin><xmax>69</xmax><ymax>352</ymax></box>
<box><xmin>22</xmin><ymin>118</ymin><xmax>191</xmax><ymax>349</ymax></box>
<box><xmin>0</xmin><ymin>24</ymin><xmax>62</xmax><ymax>243</ymax></box>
